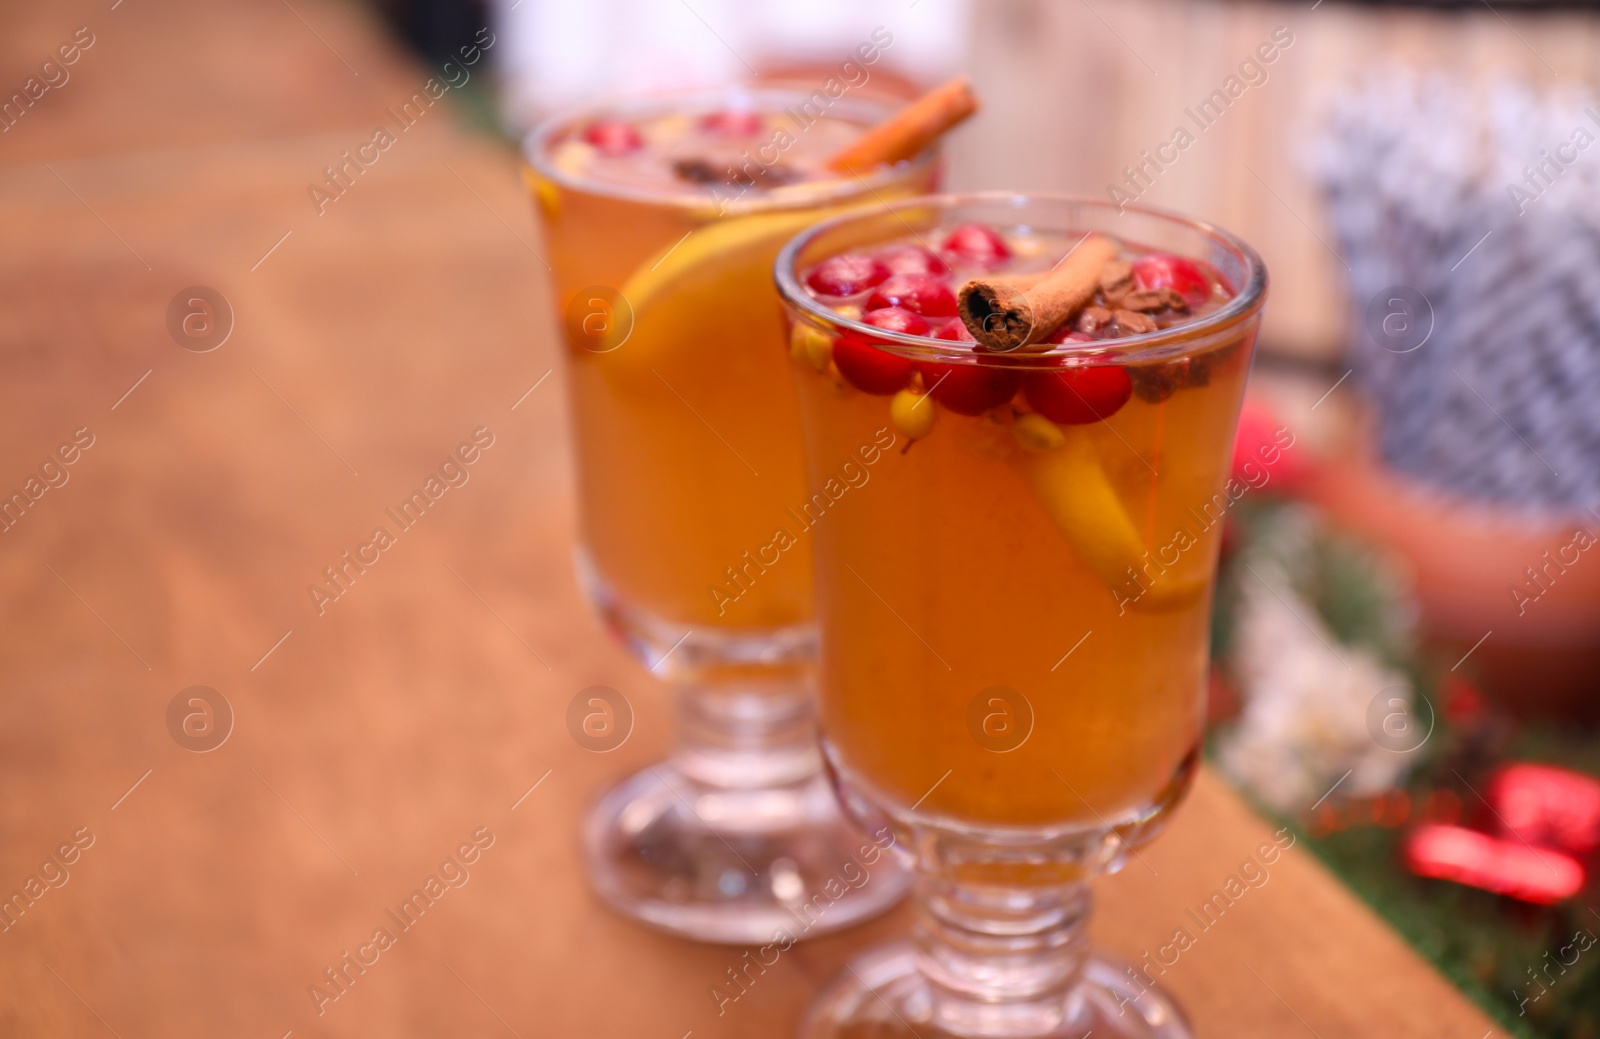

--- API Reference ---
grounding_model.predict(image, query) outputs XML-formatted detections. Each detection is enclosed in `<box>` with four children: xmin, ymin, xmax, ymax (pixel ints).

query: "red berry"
<box><xmin>1024</xmin><ymin>363</ymin><xmax>1132</xmax><ymax>424</ymax></box>
<box><xmin>1044</xmin><ymin>327</ymin><xmax>1098</xmax><ymax>345</ymax></box>
<box><xmin>833</xmin><ymin>308</ymin><xmax>924</xmax><ymax>395</ymax></box>
<box><xmin>866</xmin><ymin>273</ymin><xmax>958</xmax><ymax>317</ymax></box>
<box><xmin>581</xmin><ymin>119</ymin><xmax>643</xmax><ymax>156</ymax></box>
<box><xmin>940</xmin><ymin>223</ymin><xmax>1011</xmax><ymax>269</ymax></box>
<box><xmin>932</xmin><ymin>319</ymin><xmax>976</xmax><ymax>342</ymax></box>
<box><xmin>874</xmin><ymin>244</ymin><xmax>948</xmax><ymax>277</ymax></box>
<box><xmin>860</xmin><ymin>306</ymin><xmax>928</xmax><ymax>335</ymax></box>
<box><xmin>1132</xmin><ymin>253</ymin><xmax>1212</xmax><ymax>307</ymax></box>
<box><xmin>700</xmin><ymin>109</ymin><xmax>764</xmax><ymax>137</ymax></box>
<box><xmin>916</xmin><ymin>361</ymin><xmax>1019</xmax><ymax>415</ymax></box>
<box><xmin>805</xmin><ymin>254</ymin><xmax>891</xmax><ymax>297</ymax></box>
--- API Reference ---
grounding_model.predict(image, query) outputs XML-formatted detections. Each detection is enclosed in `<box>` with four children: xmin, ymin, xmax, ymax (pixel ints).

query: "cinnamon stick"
<box><xmin>825</xmin><ymin>77</ymin><xmax>978</xmax><ymax>173</ymax></box>
<box><xmin>958</xmin><ymin>234</ymin><xmax>1118</xmax><ymax>351</ymax></box>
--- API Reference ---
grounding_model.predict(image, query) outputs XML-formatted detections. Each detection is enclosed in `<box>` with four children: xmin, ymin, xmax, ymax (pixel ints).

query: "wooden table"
<box><xmin>0</xmin><ymin>1</ymin><xmax>1497</xmax><ymax>1036</ymax></box>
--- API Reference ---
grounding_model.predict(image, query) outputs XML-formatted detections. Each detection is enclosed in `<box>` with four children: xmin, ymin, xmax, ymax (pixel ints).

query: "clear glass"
<box><xmin>526</xmin><ymin>89</ymin><xmax>938</xmax><ymax>943</ymax></box>
<box><xmin>775</xmin><ymin>193</ymin><xmax>1267</xmax><ymax>1036</ymax></box>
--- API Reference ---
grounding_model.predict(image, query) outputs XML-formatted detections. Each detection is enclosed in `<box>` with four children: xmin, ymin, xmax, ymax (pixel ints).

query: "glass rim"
<box><xmin>773</xmin><ymin>191</ymin><xmax>1269</xmax><ymax>367</ymax></box>
<box><xmin>523</xmin><ymin>85</ymin><xmax>939</xmax><ymax>214</ymax></box>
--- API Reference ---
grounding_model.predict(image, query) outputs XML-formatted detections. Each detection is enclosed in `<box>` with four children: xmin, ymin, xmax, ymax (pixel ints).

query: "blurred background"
<box><xmin>3</xmin><ymin>0</ymin><xmax>1597</xmax><ymax>1036</ymax></box>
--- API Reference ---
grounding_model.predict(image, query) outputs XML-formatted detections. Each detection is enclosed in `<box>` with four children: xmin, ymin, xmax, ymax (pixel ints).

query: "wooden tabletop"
<box><xmin>0</xmin><ymin>1</ymin><xmax>1498</xmax><ymax>1036</ymax></box>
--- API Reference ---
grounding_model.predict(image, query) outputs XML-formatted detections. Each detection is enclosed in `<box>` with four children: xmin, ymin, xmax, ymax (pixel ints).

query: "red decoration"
<box><xmin>1229</xmin><ymin>397</ymin><xmax>1309</xmax><ymax>495</ymax></box>
<box><xmin>1205</xmin><ymin>665</ymin><xmax>1239</xmax><ymax>726</ymax></box>
<box><xmin>1421</xmin><ymin>788</ymin><xmax>1463</xmax><ymax>826</ymax></box>
<box><xmin>1376</xmin><ymin>790</ymin><xmax>1412</xmax><ymax>829</ymax></box>
<box><xmin>1440</xmin><ymin>675</ymin><xmax>1488</xmax><ymax>727</ymax></box>
<box><xmin>1402</xmin><ymin>823</ymin><xmax>1583</xmax><ymax>904</ymax></box>
<box><xmin>1489</xmin><ymin>763</ymin><xmax>1600</xmax><ymax>856</ymax></box>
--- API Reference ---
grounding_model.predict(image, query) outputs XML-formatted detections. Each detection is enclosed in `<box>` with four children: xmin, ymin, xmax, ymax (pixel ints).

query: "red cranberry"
<box><xmin>805</xmin><ymin>254</ymin><xmax>891</xmax><ymax>297</ymax></box>
<box><xmin>916</xmin><ymin>361</ymin><xmax>1019</xmax><ymax>415</ymax></box>
<box><xmin>866</xmin><ymin>273</ymin><xmax>958</xmax><ymax>318</ymax></box>
<box><xmin>1024</xmin><ymin>363</ymin><xmax>1133</xmax><ymax>424</ymax></box>
<box><xmin>581</xmin><ymin>119</ymin><xmax>643</xmax><ymax>156</ymax></box>
<box><xmin>859</xmin><ymin>306</ymin><xmax>928</xmax><ymax>335</ymax></box>
<box><xmin>700</xmin><ymin>109</ymin><xmax>764</xmax><ymax>137</ymax></box>
<box><xmin>1132</xmin><ymin>253</ymin><xmax>1212</xmax><ymax>307</ymax></box>
<box><xmin>874</xmin><ymin>244</ymin><xmax>948</xmax><ymax>277</ymax></box>
<box><xmin>940</xmin><ymin>224</ymin><xmax>1011</xmax><ymax>269</ymax></box>
<box><xmin>932</xmin><ymin>319</ymin><xmax>976</xmax><ymax>342</ymax></box>
<box><xmin>833</xmin><ymin>308</ymin><xmax>924</xmax><ymax>395</ymax></box>
<box><xmin>1044</xmin><ymin>327</ymin><xmax>1098</xmax><ymax>345</ymax></box>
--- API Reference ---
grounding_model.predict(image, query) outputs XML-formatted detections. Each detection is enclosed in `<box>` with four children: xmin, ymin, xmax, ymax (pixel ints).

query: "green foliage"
<box><xmin>1211</xmin><ymin>502</ymin><xmax>1600</xmax><ymax>1039</ymax></box>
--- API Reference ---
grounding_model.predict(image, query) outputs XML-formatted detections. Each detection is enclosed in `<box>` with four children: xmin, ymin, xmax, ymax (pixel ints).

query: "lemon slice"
<box><xmin>621</xmin><ymin>206</ymin><xmax>825</xmax><ymax>316</ymax></box>
<box><xmin>522</xmin><ymin>165</ymin><xmax>560</xmax><ymax>221</ymax></box>
<box><xmin>597</xmin><ymin>194</ymin><xmax>933</xmax><ymax>385</ymax></box>
<box><xmin>601</xmin><ymin>196</ymin><xmax>928</xmax><ymax>387</ymax></box>
<box><xmin>589</xmin><ymin>207</ymin><xmax>826</xmax><ymax>387</ymax></box>
<box><xmin>1021</xmin><ymin>429</ymin><xmax>1206</xmax><ymax>614</ymax></box>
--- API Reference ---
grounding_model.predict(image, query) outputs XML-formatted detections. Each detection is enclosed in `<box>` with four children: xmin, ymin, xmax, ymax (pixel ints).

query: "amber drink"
<box><xmin>776</xmin><ymin>194</ymin><xmax>1266</xmax><ymax>1038</ymax></box>
<box><xmin>526</xmin><ymin>87</ymin><xmax>947</xmax><ymax>943</ymax></box>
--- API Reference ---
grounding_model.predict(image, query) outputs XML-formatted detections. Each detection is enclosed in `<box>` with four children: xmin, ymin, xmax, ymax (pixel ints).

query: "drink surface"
<box><xmin>543</xmin><ymin>104</ymin><xmax>869</xmax><ymax>202</ymax></box>
<box><xmin>788</xmin><ymin>223</ymin><xmax>1257</xmax><ymax>829</ymax></box>
<box><xmin>530</xmin><ymin>96</ymin><xmax>936</xmax><ymax>634</ymax></box>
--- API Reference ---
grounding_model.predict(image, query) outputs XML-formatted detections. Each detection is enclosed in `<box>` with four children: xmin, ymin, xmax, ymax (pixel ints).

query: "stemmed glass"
<box><xmin>525</xmin><ymin>89</ymin><xmax>936</xmax><ymax>943</ymax></box>
<box><xmin>774</xmin><ymin>194</ymin><xmax>1266</xmax><ymax>1036</ymax></box>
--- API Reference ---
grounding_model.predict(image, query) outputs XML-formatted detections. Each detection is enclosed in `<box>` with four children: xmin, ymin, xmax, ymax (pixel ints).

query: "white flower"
<box><xmin>1219</xmin><ymin>561</ymin><xmax>1416</xmax><ymax>815</ymax></box>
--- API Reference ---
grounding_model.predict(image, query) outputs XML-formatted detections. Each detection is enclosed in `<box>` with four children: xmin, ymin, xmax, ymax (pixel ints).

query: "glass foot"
<box><xmin>800</xmin><ymin>943</ymin><xmax>1191</xmax><ymax>1039</ymax></box>
<box><xmin>583</xmin><ymin>763</ymin><xmax>912</xmax><ymax>945</ymax></box>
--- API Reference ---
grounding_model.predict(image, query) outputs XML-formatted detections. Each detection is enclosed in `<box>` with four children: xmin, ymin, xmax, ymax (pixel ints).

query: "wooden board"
<box><xmin>0</xmin><ymin>1</ymin><xmax>1497</xmax><ymax>1036</ymax></box>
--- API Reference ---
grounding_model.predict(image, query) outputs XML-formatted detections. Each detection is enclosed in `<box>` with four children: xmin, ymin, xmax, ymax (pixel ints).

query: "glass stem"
<box><xmin>916</xmin><ymin>872</ymin><xmax>1093</xmax><ymax>1036</ymax></box>
<box><xmin>669</xmin><ymin>675</ymin><xmax>822</xmax><ymax>791</ymax></box>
